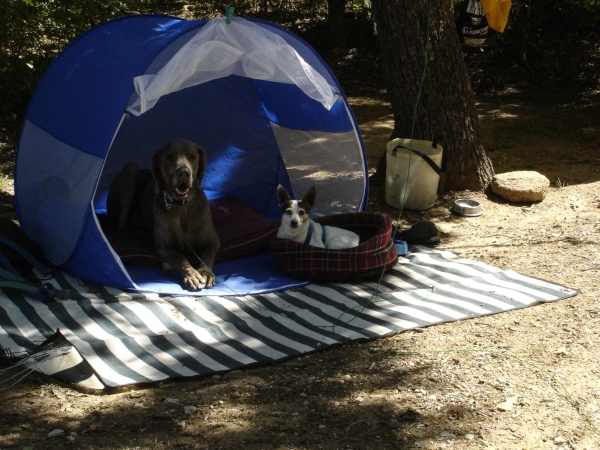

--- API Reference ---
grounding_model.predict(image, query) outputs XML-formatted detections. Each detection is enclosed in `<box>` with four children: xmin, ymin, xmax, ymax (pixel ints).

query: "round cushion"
<box><xmin>270</xmin><ymin>212</ymin><xmax>398</xmax><ymax>282</ymax></box>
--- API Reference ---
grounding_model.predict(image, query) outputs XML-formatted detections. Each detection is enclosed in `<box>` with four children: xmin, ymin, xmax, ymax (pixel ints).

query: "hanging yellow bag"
<box><xmin>480</xmin><ymin>0</ymin><xmax>512</xmax><ymax>33</ymax></box>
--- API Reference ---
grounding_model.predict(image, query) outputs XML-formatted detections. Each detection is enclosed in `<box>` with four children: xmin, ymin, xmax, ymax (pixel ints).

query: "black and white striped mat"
<box><xmin>0</xmin><ymin>246</ymin><xmax>578</xmax><ymax>389</ymax></box>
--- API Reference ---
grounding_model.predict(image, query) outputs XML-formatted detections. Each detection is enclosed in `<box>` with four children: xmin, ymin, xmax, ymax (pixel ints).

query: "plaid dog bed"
<box><xmin>270</xmin><ymin>212</ymin><xmax>398</xmax><ymax>282</ymax></box>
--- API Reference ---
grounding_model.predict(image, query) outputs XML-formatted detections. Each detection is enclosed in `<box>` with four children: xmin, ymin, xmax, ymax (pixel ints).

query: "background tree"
<box><xmin>372</xmin><ymin>0</ymin><xmax>494</xmax><ymax>192</ymax></box>
<box><xmin>326</xmin><ymin>0</ymin><xmax>347</xmax><ymax>50</ymax></box>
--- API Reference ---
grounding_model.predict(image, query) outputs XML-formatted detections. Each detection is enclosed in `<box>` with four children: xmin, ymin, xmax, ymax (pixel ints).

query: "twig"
<box><xmin>346</xmin><ymin>419</ymin><xmax>364</xmax><ymax>435</ymax></box>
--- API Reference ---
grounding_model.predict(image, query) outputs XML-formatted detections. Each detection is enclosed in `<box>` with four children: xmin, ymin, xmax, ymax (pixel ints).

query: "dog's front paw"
<box><xmin>182</xmin><ymin>267</ymin><xmax>208</xmax><ymax>291</ymax></box>
<box><xmin>198</xmin><ymin>268</ymin><xmax>216</xmax><ymax>289</ymax></box>
<box><xmin>182</xmin><ymin>267</ymin><xmax>216</xmax><ymax>291</ymax></box>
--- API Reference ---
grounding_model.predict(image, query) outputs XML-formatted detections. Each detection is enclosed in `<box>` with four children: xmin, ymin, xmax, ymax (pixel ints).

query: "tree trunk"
<box><xmin>327</xmin><ymin>0</ymin><xmax>347</xmax><ymax>50</ymax></box>
<box><xmin>372</xmin><ymin>0</ymin><xmax>494</xmax><ymax>192</ymax></box>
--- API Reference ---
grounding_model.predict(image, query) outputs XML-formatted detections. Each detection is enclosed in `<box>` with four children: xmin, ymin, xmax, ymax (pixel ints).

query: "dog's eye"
<box><xmin>298</xmin><ymin>210</ymin><xmax>305</xmax><ymax>216</ymax></box>
<box><xmin>285</xmin><ymin>209</ymin><xmax>292</xmax><ymax>215</ymax></box>
<box><xmin>188</xmin><ymin>154</ymin><xmax>197</xmax><ymax>161</ymax></box>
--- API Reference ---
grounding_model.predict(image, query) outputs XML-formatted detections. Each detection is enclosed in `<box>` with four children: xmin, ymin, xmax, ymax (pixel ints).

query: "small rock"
<box><xmin>496</xmin><ymin>396</ymin><xmax>518</xmax><ymax>411</ymax></box>
<box><xmin>491</xmin><ymin>171</ymin><xmax>550</xmax><ymax>203</ymax></box>
<box><xmin>318</xmin><ymin>424</ymin><xmax>326</xmax><ymax>429</ymax></box>
<box><xmin>164</xmin><ymin>397</ymin><xmax>180</xmax><ymax>405</ymax></box>
<box><xmin>440</xmin><ymin>431</ymin><xmax>455</xmax><ymax>438</ymax></box>
<box><xmin>464</xmin><ymin>433</ymin><xmax>475</xmax><ymax>440</ymax></box>
<box><xmin>48</xmin><ymin>429</ymin><xmax>64</xmax><ymax>438</ymax></box>
<box><xmin>184</xmin><ymin>406</ymin><xmax>197</xmax><ymax>415</ymax></box>
<box><xmin>555</xmin><ymin>436</ymin><xmax>566</xmax><ymax>444</ymax></box>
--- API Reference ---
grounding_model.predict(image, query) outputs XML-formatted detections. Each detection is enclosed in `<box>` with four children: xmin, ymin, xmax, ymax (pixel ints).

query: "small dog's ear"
<box><xmin>303</xmin><ymin>186</ymin><xmax>317</xmax><ymax>209</ymax></box>
<box><xmin>277</xmin><ymin>185</ymin><xmax>290</xmax><ymax>207</ymax></box>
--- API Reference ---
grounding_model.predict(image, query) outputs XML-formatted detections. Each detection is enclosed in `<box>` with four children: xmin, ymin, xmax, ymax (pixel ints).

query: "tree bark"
<box><xmin>327</xmin><ymin>0</ymin><xmax>347</xmax><ymax>50</ymax></box>
<box><xmin>372</xmin><ymin>0</ymin><xmax>494</xmax><ymax>192</ymax></box>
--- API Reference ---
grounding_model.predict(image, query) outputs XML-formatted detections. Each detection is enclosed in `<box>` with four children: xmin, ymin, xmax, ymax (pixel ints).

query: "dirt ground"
<box><xmin>1</xmin><ymin>88</ymin><xmax>599</xmax><ymax>450</ymax></box>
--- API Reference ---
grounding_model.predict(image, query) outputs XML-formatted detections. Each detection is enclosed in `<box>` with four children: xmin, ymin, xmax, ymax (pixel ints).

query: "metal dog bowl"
<box><xmin>450</xmin><ymin>198</ymin><xmax>483</xmax><ymax>216</ymax></box>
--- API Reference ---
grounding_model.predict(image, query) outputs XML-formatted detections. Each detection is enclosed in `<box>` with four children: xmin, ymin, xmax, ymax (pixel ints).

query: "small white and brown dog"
<box><xmin>276</xmin><ymin>185</ymin><xmax>360</xmax><ymax>249</ymax></box>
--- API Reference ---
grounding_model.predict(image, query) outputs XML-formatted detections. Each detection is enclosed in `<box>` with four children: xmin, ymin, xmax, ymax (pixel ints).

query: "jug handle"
<box><xmin>432</xmin><ymin>137</ymin><xmax>447</xmax><ymax>175</ymax></box>
<box><xmin>392</xmin><ymin>142</ymin><xmax>445</xmax><ymax>177</ymax></box>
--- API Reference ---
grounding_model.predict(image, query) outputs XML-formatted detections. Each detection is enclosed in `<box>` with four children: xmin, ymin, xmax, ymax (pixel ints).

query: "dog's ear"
<box><xmin>303</xmin><ymin>186</ymin><xmax>317</xmax><ymax>209</ymax></box>
<box><xmin>194</xmin><ymin>144</ymin><xmax>207</xmax><ymax>184</ymax></box>
<box><xmin>150</xmin><ymin>144</ymin><xmax>168</xmax><ymax>193</ymax></box>
<box><xmin>277</xmin><ymin>185</ymin><xmax>291</xmax><ymax>207</ymax></box>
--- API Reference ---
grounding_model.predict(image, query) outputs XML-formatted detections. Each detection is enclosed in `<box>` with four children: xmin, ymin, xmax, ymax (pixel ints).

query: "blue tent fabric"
<box><xmin>16</xmin><ymin>15</ymin><xmax>368</xmax><ymax>295</ymax></box>
<box><xmin>25</xmin><ymin>16</ymin><xmax>200</xmax><ymax>159</ymax></box>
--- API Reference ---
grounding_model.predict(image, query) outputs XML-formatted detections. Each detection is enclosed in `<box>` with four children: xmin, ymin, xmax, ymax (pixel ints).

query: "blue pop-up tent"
<box><xmin>15</xmin><ymin>15</ymin><xmax>368</xmax><ymax>296</ymax></box>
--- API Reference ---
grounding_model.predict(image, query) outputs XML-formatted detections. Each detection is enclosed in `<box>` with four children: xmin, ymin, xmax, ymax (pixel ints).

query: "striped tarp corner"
<box><xmin>0</xmin><ymin>246</ymin><xmax>578</xmax><ymax>389</ymax></box>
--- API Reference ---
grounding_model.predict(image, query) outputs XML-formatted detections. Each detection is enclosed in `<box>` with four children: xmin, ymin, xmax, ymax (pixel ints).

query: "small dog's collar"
<box><xmin>162</xmin><ymin>180</ymin><xmax>199</xmax><ymax>210</ymax></box>
<box><xmin>304</xmin><ymin>223</ymin><xmax>326</xmax><ymax>245</ymax></box>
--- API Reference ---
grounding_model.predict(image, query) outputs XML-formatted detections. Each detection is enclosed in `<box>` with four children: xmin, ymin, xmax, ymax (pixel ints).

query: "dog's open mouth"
<box><xmin>171</xmin><ymin>181</ymin><xmax>191</xmax><ymax>200</ymax></box>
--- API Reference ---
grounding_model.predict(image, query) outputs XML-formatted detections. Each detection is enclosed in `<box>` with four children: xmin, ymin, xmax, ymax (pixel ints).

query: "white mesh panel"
<box><xmin>17</xmin><ymin>121</ymin><xmax>104</xmax><ymax>265</ymax></box>
<box><xmin>272</xmin><ymin>123</ymin><xmax>365</xmax><ymax>215</ymax></box>
<box><xmin>127</xmin><ymin>17</ymin><xmax>339</xmax><ymax>116</ymax></box>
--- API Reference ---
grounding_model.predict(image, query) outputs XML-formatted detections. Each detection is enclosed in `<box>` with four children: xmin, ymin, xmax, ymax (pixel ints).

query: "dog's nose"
<box><xmin>290</xmin><ymin>220</ymin><xmax>298</xmax><ymax>228</ymax></box>
<box><xmin>177</xmin><ymin>166</ymin><xmax>191</xmax><ymax>179</ymax></box>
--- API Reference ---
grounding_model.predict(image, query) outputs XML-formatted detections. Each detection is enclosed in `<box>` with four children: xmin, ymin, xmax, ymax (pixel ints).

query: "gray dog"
<box><xmin>107</xmin><ymin>139</ymin><xmax>220</xmax><ymax>291</ymax></box>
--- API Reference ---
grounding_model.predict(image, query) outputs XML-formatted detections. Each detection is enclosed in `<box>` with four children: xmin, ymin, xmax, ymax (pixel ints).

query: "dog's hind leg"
<box><xmin>107</xmin><ymin>161</ymin><xmax>140</xmax><ymax>238</ymax></box>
